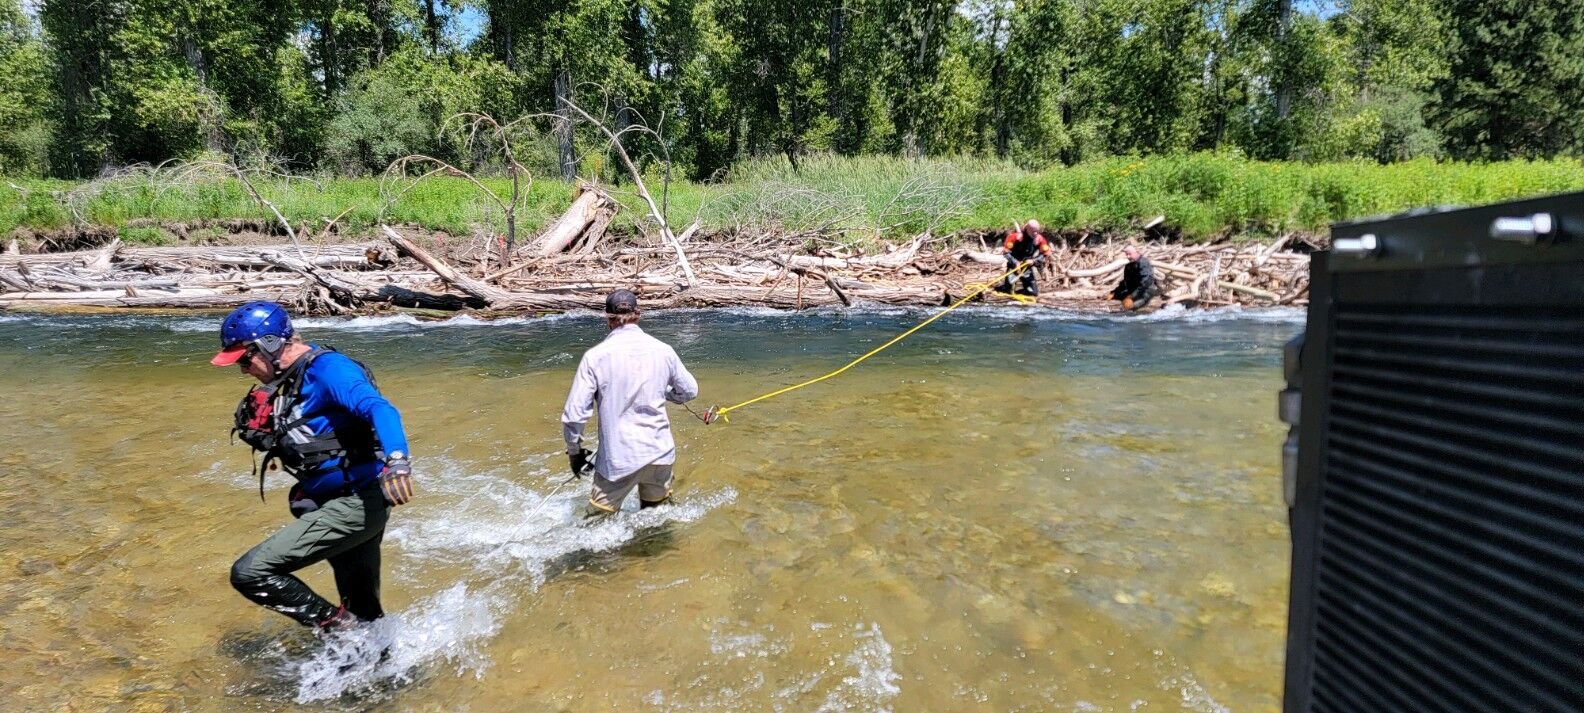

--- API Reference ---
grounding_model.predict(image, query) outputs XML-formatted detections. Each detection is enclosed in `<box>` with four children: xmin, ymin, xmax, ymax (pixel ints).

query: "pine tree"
<box><xmin>1431</xmin><ymin>0</ymin><xmax>1584</xmax><ymax>159</ymax></box>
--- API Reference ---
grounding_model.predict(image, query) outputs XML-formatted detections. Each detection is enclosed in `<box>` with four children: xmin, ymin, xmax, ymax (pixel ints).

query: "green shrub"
<box><xmin>117</xmin><ymin>226</ymin><xmax>167</xmax><ymax>245</ymax></box>
<box><xmin>5</xmin><ymin>153</ymin><xmax>1583</xmax><ymax>243</ymax></box>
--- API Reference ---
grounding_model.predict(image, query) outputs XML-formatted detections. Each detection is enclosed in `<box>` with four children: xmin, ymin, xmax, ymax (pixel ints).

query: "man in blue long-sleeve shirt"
<box><xmin>562</xmin><ymin>290</ymin><xmax>699</xmax><ymax>516</ymax></box>
<box><xmin>212</xmin><ymin>302</ymin><xmax>414</xmax><ymax>629</ymax></box>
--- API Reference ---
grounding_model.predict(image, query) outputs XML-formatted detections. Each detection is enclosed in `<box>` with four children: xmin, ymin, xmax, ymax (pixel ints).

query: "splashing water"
<box><xmin>284</xmin><ymin>460</ymin><xmax>738</xmax><ymax>702</ymax></box>
<box><xmin>815</xmin><ymin>623</ymin><xmax>903</xmax><ymax>712</ymax></box>
<box><xmin>291</xmin><ymin>582</ymin><xmax>503</xmax><ymax>703</ymax></box>
<box><xmin>0</xmin><ymin>308</ymin><xmax>1297</xmax><ymax>711</ymax></box>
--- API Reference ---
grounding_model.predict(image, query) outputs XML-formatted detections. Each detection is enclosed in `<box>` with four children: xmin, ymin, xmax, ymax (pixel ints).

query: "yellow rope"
<box><xmin>707</xmin><ymin>259</ymin><xmax>1033</xmax><ymax>424</ymax></box>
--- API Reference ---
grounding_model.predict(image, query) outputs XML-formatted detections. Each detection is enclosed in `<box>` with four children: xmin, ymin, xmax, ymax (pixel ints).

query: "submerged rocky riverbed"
<box><xmin>0</xmin><ymin>305</ymin><xmax>1300</xmax><ymax>711</ymax></box>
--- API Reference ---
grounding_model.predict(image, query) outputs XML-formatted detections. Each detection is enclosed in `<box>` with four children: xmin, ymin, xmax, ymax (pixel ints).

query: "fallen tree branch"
<box><xmin>962</xmin><ymin>250</ymin><xmax>1004</xmax><ymax>266</ymax></box>
<box><xmin>558</xmin><ymin>99</ymin><xmax>697</xmax><ymax>287</ymax></box>
<box><xmin>1217</xmin><ymin>280</ymin><xmax>1281</xmax><ymax>301</ymax></box>
<box><xmin>0</xmin><ymin>269</ymin><xmax>32</xmax><ymax>291</ymax></box>
<box><xmin>766</xmin><ymin>255</ymin><xmax>852</xmax><ymax>307</ymax></box>
<box><xmin>0</xmin><ymin>243</ymin><xmax>385</xmax><ymax>270</ymax></box>
<box><xmin>532</xmin><ymin>184</ymin><xmax>617</xmax><ymax>255</ymax></box>
<box><xmin>383</xmin><ymin>224</ymin><xmax>506</xmax><ymax>304</ymax></box>
<box><xmin>1064</xmin><ymin>258</ymin><xmax>1128</xmax><ymax>278</ymax></box>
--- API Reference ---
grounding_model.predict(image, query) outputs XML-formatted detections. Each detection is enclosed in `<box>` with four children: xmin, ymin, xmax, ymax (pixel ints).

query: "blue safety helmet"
<box><xmin>211</xmin><ymin>301</ymin><xmax>294</xmax><ymax>366</ymax></box>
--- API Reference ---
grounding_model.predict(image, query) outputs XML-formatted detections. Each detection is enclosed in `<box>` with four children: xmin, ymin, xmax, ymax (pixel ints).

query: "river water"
<box><xmin>0</xmin><ymin>305</ymin><xmax>1301</xmax><ymax>712</ymax></box>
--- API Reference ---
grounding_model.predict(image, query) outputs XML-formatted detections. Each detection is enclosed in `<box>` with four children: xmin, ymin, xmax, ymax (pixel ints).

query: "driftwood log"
<box><xmin>0</xmin><ymin>242</ymin><xmax>391</xmax><ymax>270</ymax></box>
<box><xmin>529</xmin><ymin>185</ymin><xmax>619</xmax><ymax>256</ymax></box>
<box><xmin>1</xmin><ymin>233</ymin><xmax>1311</xmax><ymax>313</ymax></box>
<box><xmin>1</xmin><ymin>194</ymin><xmax>1312</xmax><ymax>315</ymax></box>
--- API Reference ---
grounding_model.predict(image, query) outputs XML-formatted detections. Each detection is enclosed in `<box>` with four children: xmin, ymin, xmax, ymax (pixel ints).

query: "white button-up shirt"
<box><xmin>561</xmin><ymin>324</ymin><xmax>700</xmax><ymax>479</ymax></box>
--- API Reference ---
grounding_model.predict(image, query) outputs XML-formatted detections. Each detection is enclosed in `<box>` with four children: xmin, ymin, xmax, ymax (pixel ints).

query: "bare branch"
<box><xmin>555</xmin><ymin>98</ymin><xmax>697</xmax><ymax>287</ymax></box>
<box><xmin>381</xmin><ymin>112</ymin><xmax>537</xmax><ymax>261</ymax></box>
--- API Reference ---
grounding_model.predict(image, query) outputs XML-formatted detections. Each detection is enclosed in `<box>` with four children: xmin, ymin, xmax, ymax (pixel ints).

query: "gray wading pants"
<box><xmin>1000</xmin><ymin>254</ymin><xmax>1039</xmax><ymax>295</ymax></box>
<box><xmin>230</xmin><ymin>483</ymin><xmax>390</xmax><ymax>626</ymax></box>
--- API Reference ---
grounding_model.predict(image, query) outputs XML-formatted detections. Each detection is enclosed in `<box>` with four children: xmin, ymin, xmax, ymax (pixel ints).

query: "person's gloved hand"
<box><xmin>1122</xmin><ymin>296</ymin><xmax>1135</xmax><ymax>310</ymax></box>
<box><xmin>379</xmin><ymin>454</ymin><xmax>415</xmax><ymax>506</ymax></box>
<box><xmin>568</xmin><ymin>448</ymin><xmax>593</xmax><ymax>479</ymax></box>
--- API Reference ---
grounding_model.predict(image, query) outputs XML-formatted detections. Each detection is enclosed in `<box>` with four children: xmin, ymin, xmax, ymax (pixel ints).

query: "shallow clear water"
<box><xmin>0</xmin><ymin>305</ymin><xmax>1301</xmax><ymax>711</ymax></box>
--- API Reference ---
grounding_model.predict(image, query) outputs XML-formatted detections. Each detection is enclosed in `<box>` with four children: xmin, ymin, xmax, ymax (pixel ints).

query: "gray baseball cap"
<box><xmin>605</xmin><ymin>289</ymin><xmax>639</xmax><ymax>314</ymax></box>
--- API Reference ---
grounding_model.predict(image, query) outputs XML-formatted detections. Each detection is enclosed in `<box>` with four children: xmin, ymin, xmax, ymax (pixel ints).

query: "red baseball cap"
<box><xmin>212</xmin><ymin>344</ymin><xmax>249</xmax><ymax>366</ymax></box>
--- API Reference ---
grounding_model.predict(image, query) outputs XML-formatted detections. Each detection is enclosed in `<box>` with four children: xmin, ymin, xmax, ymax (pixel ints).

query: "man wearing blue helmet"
<box><xmin>212</xmin><ymin>301</ymin><xmax>415</xmax><ymax>630</ymax></box>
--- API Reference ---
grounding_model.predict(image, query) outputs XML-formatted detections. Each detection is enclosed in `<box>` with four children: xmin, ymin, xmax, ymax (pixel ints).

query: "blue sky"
<box><xmin>453</xmin><ymin>5</ymin><xmax>486</xmax><ymax>46</ymax></box>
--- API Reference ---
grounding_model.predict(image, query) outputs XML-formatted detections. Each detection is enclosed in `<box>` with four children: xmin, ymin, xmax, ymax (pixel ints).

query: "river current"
<box><xmin>0</xmin><ymin>305</ymin><xmax>1302</xmax><ymax>711</ymax></box>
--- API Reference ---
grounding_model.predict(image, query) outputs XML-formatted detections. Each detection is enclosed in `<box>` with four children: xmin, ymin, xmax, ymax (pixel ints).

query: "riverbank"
<box><xmin>14</xmin><ymin>151</ymin><xmax>1582</xmax><ymax>315</ymax></box>
<box><xmin>9</xmin><ymin>154</ymin><xmax>1584</xmax><ymax>246</ymax></box>
<box><xmin>0</xmin><ymin>224</ymin><xmax>1311</xmax><ymax>315</ymax></box>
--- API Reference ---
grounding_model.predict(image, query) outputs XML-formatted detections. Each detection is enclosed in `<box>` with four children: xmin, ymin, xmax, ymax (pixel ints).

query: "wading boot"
<box><xmin>316</xmin><ymin>604</ymin><xmax>359</xmax><ymax>632</ymax></box>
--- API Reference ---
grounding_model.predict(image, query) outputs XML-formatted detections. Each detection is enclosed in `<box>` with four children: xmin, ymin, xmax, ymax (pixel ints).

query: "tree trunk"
<box><xmin>488</xmin><ymin>2</ymin><xmax>515</xmax><ymax>72</ymax></box>
<box><xmin>784</xmin><ymin>93</ymin><xmax>804</xmax><ymax>171</ymax></box>
<box><xmin>58</xmin><ymin>55</ymin><xmax>90</xmax><ymax>175</ymax></box>
<box><xmin>320</xmin><ymin>15</ymin><xmax>340</xmax><ymax>97</ymax></box>
<box><xmin>1059</xmin><ymin>64</ymin><xmax>1075</xmax><ymax>164</ymax></box>
<box><xmin>1208</xmin><ymin>53</ymin><xmax>1225</xmax><ymax>149</ymax></box>
<box><xmin>727</xmin><ymin>118</ymin><xmax>741</xmax><ymax>165</ymax></box>
<box><xmin>827</xmin><ymin>0</ymin><xmax>846</xmax><ymax>145</ymax></box>
<box><xmin>1275</xmin><ymin>0</ymin><xmax>1292</xmax><ymax>121</ymax></box>
<box><xmin>555</xmin><ymin>70</ymin><xmax>576</xmax><ymax>180</ymax></box>
<box><xmin>182</xmin><ymin>38</ymin><xmax>226</xmax><ymax>153</ymax></box>
<box><xmin>41</xmin><ymin>0</ymin><xmax>114</xmax><ymax>176</ymax></box>
<box><xmin>989</xmin><ymin>10</ymin><xmax>1009</xmax><ymax>158</ymax></box>
<box><xmin>423</xmin><ymin>0</ymin><xmax>440</xmax><ymax>53</ymax></box>
<box><xmin>368</xmin><ymin>0</ymin><xmax>390</xmax><ymax>64</ymax></box>
<box><xmin>623</xmin><ymin>1</ymin><xmax>649</xmax><ymax>74</ymax></box>
<box><xmin>614</xmin><ymin>93</ymin><xmax>632</xmax><ymax>183</ymax></box>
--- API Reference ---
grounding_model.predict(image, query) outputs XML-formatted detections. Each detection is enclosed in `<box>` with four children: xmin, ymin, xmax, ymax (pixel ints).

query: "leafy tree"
<box><xmin>1065</xmin><ymin>0</ymin><xmax>1216</xmax><ymax>157</ymax></box>
<box><xmin>1430</xmin><ymin>0</ymin><xmax>1584</xmax><ymax>159</ymax></box>
<box><xmin>716</xmin><ymin>0</ymin><xmax>832</xmax><ymax>166</ymax></box>
<box><xmin>327</xmin><ymin>46</ymin><xmax>518</xmax><ymax>173</ymax></box>
<box><xmin>8</xmin><ymin>0</ymin><xmax>1584</xmax><ymax>180</ymax></box>
<box><xmin>41</xmin><ymin>0</ymin><xmax>124</xmax><ymax>176</ymax></box>
<box><xmin>325</xmin><ymin>66</ymin><xmax>433</xmax><ymax>173</ymax></box>
<box><xmin>873</xmin><ymin>0</ymin><xmax>958</xmax><ymax>156</ymax></box>
<box><xmin>0</xmin><ymin>0</ymin><xmax>52</xmax><ymax>174</ymax></box>
<box><xmin>987</xmin><ymin>0</ymin><xmax>1072</xmax><ymax>164</ymax></box>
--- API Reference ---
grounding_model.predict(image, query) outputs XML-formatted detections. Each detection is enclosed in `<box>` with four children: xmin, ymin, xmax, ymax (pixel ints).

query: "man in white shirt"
<box><xmin>562</xmin><ymin>289</ymin><xmax>700</xmax><ymax>514</ymax></box>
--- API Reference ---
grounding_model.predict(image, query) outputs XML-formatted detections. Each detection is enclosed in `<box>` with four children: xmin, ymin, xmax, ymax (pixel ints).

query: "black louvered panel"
<box><xmin>1313</xmin><ymin>304</ymin><xmax>1584</xmax><ymax>713</ymax></box>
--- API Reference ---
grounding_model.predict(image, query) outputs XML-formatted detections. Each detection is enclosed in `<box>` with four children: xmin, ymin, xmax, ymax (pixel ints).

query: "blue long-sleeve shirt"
<box><xmin>288</xmin><ymin>346</ymin><xmax>409</xmax><ymax>498</ymax></box>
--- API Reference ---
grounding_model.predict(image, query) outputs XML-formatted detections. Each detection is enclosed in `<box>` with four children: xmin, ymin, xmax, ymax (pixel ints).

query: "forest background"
<box><xmin>2</xmin><ymin>0</ymin><xmax>1582</xmax><ymax>244</ymax></box>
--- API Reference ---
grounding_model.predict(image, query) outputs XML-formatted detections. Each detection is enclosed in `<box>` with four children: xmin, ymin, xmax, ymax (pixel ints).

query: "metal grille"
<box><xmin>1311</xmin><ymin>304</ymin><xmax>1584</xmax><ymax>712</ymax></box>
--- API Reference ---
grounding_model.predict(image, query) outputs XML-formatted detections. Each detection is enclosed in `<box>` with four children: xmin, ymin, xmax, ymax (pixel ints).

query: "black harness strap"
<box><xmin>234</xmin><ymin>347</ymin><xmax>382</xmax><ymax>502</ymax></box>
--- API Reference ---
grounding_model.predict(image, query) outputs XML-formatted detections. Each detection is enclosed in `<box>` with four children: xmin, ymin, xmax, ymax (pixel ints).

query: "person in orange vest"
<box><xmin>995</xmin><ymin>220</ymin><xmax>1056</xmax><ymax>296</ymax></box>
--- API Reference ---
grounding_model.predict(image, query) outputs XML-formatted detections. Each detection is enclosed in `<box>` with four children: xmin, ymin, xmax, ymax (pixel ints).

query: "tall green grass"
<box><xmin>4</xmin><ymin>153</ymin><xmax>1582</xmax><ymax>244</ymax></box>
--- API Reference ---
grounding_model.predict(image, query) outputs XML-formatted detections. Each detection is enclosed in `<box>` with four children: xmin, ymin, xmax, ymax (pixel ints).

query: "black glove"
<box><xmin>379</xmin><ymin>455</ymin><xmax>415</xmax><ymax>506</ymax></box>
<box><xmin>568</xmin><ymin>448</ymin><xmax>593</xmax><ymax>479</ymax></box>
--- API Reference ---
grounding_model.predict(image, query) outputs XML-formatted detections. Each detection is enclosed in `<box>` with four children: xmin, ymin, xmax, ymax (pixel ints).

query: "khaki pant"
<box><xmin>588</xmin><ymin>462</ymin><xmax>674</xmax><ymax>513</ymax></box>
<box><xmin>230</xmin><ymin>484</ymin><xmax>389</xmax><ymax>625</ymax></box>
